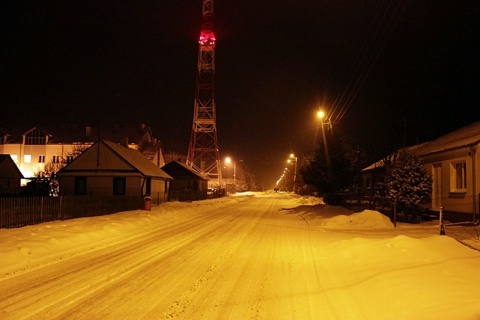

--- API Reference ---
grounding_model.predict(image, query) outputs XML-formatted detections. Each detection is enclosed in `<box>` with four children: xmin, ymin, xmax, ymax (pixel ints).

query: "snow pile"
<box><xmin>320</xmin><ymin>209</ymin><xmax>394</xmax><ymax>228</ymax></box>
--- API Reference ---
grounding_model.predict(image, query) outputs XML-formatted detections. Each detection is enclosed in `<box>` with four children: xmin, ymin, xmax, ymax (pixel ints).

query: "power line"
<box><xmin>328</xmin><ymin>0</ymin><xmax>410</xmax><ymax>125</ymax></box>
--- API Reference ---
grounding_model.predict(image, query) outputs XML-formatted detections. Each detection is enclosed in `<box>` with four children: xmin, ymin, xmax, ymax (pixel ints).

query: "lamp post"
<box><xmin>288</xmin><ymin>153</ymin><xmax>298</xmax><ymax>193</ymax></box>
<box><xmin>225</xmin><ymin>156</ymin><xmax>242</xmax><ymax>193</ymax></box>
<box><xmin>317</xmin><ymin>110</ymin><xmax>332</xmax><ymax>181</ymax></box>
<box><xmin>233</xmin><ymin>159</ymin><xmax>243</xmax><ymax>186</ymax></box>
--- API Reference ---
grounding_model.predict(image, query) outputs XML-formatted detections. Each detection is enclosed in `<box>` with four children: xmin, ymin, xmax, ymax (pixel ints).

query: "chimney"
<box><xmin>121</xmin><ymin>137</ymin><xmax>129</xmax><ymax>147</ymax></box>
<box><xmin>139</xmin><ymin>123</ymin><xmax>146</xmax><ymax>131</ymax></box>
<box><xmin>85</xmin><ymin>126</ymin><xmax>92</xmax><ymax>138</ymax></box>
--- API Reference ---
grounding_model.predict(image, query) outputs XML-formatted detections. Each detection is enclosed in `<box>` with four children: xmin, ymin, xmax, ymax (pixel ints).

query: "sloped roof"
<box><xmin>414</xmin><ymin>121</ymin><xmax>480</xmax><ymax>156</ymax></box>
<box><xmin>162</xmin><ymin>160</ymin><xmax>209</xmax><ymax>180</ymax></box>
<box><xmin>361</xmin><ymin>143</ymin><xmax>429</xmax><ymax>172</ymax></box>
<box><xmin>362</xmin><ymin>121</ymin><xmax>480</xmax><ymax>172</ymax></box>
<box><xmin>0</xmin><ymin>155</ymin><xmax>24</xmax><ymax>179</ymax></box>
<box><xmin>59</xmin><ymin>139</ymin><xmax>172</xmax><ymax>179</ymax></box>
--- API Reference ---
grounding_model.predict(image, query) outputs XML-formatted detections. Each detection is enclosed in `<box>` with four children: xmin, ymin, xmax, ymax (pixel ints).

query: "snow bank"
<box><xmin>320</xmin><ymin>209</ymin><xmax>394</xmax><ymax>228</ymax></box>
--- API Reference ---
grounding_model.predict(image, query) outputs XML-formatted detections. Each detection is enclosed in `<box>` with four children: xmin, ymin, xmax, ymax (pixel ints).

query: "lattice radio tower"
<box><xmin>186</xmin><ymin>0</ymin><xmax>222</xmax><ymax>186</ymax></box>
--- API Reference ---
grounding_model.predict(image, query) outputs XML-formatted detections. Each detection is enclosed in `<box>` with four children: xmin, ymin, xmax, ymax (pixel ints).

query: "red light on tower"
<box><xmin>199</xmin><ymin>30</ymin><xmax>216</xmax><ymax>45</ymax></box>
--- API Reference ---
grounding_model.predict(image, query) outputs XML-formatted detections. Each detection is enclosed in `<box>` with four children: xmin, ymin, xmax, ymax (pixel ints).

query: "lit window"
<box><xmin>24</xmin><ymin>154</ymin><xmax>32</xmax><ymax>163</ymax></box>
<box><xmin>10</xmin><ymin>154</ymin><xmax>18</xmax><ymax>162</ymax></box>
<box><xmin>451</xmin><ymin>161</ymin><xmax>467</xmax><ymax>192</ymax></box>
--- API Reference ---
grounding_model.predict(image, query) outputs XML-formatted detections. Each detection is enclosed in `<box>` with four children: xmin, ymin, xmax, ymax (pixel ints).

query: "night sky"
<box><xmin>2</xmin><ymin>1</ymin><xmax>479</xmax><ymax>187</ymax></box>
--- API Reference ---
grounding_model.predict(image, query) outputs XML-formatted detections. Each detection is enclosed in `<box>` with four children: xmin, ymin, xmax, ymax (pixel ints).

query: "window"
<box><xmin>74</xmin><ymin>177</ymin><xmax>87</xmax><ymax>195</ymax></box>
<box><xmin>113</xmin><ymin>177</ymin><xmax>126</xmax><ymax>195</ymax></box>
<box><xmin>145</xmin><ymin>178</ymin><xmax>151</xmax><ymax>195</ymax></box>
<box><xmin>24</xmin><ymin>154</ymin><xmax>31</xmax><ymax>163</ymax></box>
<box><xmin>38</xmin><ymin>155</ymin><xmax>45</xmax><ymax>163</ymax></box>
<box><xmin>25</xmin><ymin>128</ymin><xmax>47</xmax><ymax>145</ymax></box>
<box><xmin>10</xmin><ymin>154</ymin><xmax>18</xmax><ymax>162</ymax></box>
<box><xmin>66</xmin><ymin>155</ymin><xmax>74</xmax><ymax>163</ymax></box>
<box><xmin>451</xmin><ymin>161</ymin><xmax>467</xmax><ymax>192</ymax></box>
<box><xmin>52</xmin><ymin>155</ymin><xmax>60</xmax><ymax>163</ymax></box>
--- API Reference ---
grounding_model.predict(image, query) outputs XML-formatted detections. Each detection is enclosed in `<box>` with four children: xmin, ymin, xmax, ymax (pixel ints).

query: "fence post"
<box><xmin>439</xmin><ymin>206</ymin><xmax>445</xmax><ymax>235</ymax></box>
<box><xmin>393</xmin><ymin>202</ymin><xmax>397</xmax><ymax>228</ymax></box>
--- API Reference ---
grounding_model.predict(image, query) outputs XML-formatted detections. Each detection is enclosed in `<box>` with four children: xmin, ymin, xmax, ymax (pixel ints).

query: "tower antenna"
<box><xmin>186</xmin><ymin>0</ymin><xmax>222</xmax><ymax>187</ymax></box>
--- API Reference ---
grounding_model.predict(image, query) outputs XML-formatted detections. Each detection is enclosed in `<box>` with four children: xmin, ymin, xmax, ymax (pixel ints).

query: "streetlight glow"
<box><xmin>317</xmin><ymin>110</ymin><xmax>325</xmax><ymax>120</ymax></box>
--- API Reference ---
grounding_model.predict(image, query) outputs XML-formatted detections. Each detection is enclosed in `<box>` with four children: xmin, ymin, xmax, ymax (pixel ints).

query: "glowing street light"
<box><xmin>288</xmin><ymin>153</ymin><xmax>298</xmax><ymax>193</ymax></box>
<box><xmin>316</xmin><ymin>109</ymin><xmax>332</xmax><ymax>181</ymax></box>
<box><xmin>224</xmin><ymin>156</ymin><xmax>242</xmax><ymax>192</ymax></box>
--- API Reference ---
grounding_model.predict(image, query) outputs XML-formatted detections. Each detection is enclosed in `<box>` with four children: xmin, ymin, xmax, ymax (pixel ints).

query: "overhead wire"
<box><xmin>328</xmin><ymin>0</ymin><xmax>410</xmax><ymax>125</ymax></box>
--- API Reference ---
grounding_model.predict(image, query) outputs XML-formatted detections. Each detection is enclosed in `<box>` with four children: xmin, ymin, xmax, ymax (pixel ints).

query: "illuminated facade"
<box><xmin>0</xmin><ymin>124</ymin><xmax>165</xmax><ymax>184</ymax></box>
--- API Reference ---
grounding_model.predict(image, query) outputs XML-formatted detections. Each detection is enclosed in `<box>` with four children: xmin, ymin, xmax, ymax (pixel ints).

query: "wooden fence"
<box><xmin>0</xmin><ymin>196</ymin><xmax>143</xmax><ymax>228</ymax></box>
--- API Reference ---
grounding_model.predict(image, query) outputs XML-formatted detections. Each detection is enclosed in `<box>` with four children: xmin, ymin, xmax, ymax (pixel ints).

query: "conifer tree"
<box><xmin>299</xmin><ymin>131</ymin><xmax>356</xmax><ymax>199</ymax></box>
<box><xmin>385</xmin><ymin>150</ymin><xmax>432</xmax><ymax>221</ymax></box>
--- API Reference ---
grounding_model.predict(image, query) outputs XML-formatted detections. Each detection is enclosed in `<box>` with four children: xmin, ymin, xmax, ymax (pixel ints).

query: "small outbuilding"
<box><xmin>0</xmin><ymin>154</ymin><xmax>24</xmax><ymax>195</ymax></box>
<box><xmin>161</xmin><ymin>160</ymin><xmax>209</xmax><ymax>201</ymax></box>
<box><xmin>57</xmin><ymin>139</ymin><xmax>172</xmax><ymax>205</ymax></box>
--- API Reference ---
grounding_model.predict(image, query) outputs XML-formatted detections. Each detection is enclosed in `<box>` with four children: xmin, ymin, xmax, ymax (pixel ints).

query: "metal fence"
<box><xmin>0</xmin><ymin>196</ymin><xmax>143</xmax><ymax>228</ymax></box>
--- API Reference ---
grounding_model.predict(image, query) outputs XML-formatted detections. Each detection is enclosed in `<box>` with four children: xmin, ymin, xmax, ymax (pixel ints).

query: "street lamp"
<box><xmin>288</xmin><ymin>153</ymin><xmax>298</xmax><ymax>193</ymax></box>
<box><xmin>317</xmin><ymin>110</ymin><xmax>332</xmax><ymax>181</ymax></box>
<box><xmin>224</xmin><ymin>156</ymin><xmax>242</xmax><ymax>192</ymax></box>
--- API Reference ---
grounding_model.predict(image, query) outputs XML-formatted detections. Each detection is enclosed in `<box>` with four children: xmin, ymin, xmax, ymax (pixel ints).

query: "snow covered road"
<box><xmin>1</xmin><ymin>193</ymin><xmax>480</xmax><ymax>319</ymax></box>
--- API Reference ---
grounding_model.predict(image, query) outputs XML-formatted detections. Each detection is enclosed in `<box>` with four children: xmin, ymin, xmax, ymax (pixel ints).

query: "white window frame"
<box><xmin>450</xmin><ymin>160</ymin><xmax>467</xmax><ymax>192</ymax></box>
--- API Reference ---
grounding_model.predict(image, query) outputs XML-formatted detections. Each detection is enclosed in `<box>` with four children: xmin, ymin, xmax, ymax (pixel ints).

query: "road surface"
<box><xmin>1</xmin><ymin>193</ymin><xmax>478</xmax><ymax>319</ymax></box>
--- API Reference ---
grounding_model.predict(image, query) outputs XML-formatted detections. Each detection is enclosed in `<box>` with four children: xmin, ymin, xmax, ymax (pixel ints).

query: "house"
<box><xmin>0</xmin><ymin>154</ymin><xmax>24</xmax><ymax>195</ymax></box>
<box><xmin>161</xmin><ymin>160</ymin><xmax>209</xmax><ymax>201</ymax></box>
<box><xmin>0</xmin><ymin>124</ymin><xmax>165</xmax><ymax>183</ymax></box>
<box><xmin>57</xmin><ymin>139</ymin><xmax>172</xmax><ymax>205</ymax></box>
<box><xmin>362</xmin><ymin>121</ymin><xmax>480</xmax><ymax>220</ymax></box>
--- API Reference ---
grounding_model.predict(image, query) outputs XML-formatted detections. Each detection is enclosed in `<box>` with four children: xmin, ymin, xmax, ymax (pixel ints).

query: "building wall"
<box><xmin>422</xmin><ymin>145</ymin><xmax>479</xmax><ymax>215</ymax></box>
<box><xmin>59</xmin><ymin>175</ymin><xmax>170</xmax><ymax>204</ymax></box>
<box><xmin>148</xmin><ymin>179</ymin><xmax>169</xmax><ymax>204</ymax></box>
<box><xmin>0</xmin><ymin>178</ymin><xmax>22</xmax><ymax>194</ymax></box>
<box><xmin>1</xmin><ymin>142</ymin><xmax>91</xmax><ymax>182</ymax></box>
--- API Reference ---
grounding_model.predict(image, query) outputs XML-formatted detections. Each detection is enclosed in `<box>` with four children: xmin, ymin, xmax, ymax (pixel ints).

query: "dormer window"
<box><xmin>25</xmin><ymin>128</ymin><xmax>47</xmax><ymax>145</ymax></box>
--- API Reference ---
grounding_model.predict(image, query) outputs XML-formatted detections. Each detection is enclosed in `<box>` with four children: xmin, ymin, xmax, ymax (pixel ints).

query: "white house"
<box><xmin>362</xmin><ymin>121</ymin><xmax>480</xmax><ymax>220</ymax></box>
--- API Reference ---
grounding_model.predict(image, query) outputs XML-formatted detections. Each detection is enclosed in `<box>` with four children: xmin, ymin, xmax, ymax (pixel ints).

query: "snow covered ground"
<box><xmin>1</xmin><ymin>192</ymin><xmax>479</xmax><ymax>319</ymax></box>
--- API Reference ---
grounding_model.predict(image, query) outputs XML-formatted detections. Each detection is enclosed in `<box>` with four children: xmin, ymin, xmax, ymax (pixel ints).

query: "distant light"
<box><xmin>225</xmin><ymin>157</ymin><xmax>231</xmax><ymax>164</ymax></box>
<box><xmin>317</xmin><ymin>110</ymin><xmax>325</xmax><ymax>119</ymax></box>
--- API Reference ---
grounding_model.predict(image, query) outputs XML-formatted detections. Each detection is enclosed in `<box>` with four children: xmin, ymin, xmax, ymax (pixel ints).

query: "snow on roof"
<box><xmin>102</xmin><ymin>140</ymin><xmax>172</xmax><ymax>179</ymax></box>
<box><xmin>362</xmin><ymin>121</ymin><xmax>480</xmax><ymax>171</ymax></box>
<box><xmin>415</xmin><ymin>121</ymin><xmax>480</xmax><ymax>156</ymax></box>
<box><xmin>162</xmin><ymin>160</ymin><xmax>210</xmax><ymax>180</ymax></box>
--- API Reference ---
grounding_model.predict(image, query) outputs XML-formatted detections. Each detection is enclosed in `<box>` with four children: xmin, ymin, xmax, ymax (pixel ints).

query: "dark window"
<box><xmin>113</xmin><ymin>177</ymin><xmax>126</xmax><ymax>195</ymax></box>
<box><xmin>145</xmin><ymin>177</ymin><xmax>151</xmax><ymax>195</ymax></box>
<box><xmin>74</xmin><ymin>177</ymin><xmax>87</xmax><ymax>195</ymax></box>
